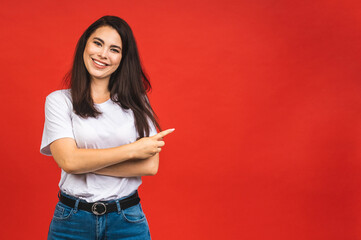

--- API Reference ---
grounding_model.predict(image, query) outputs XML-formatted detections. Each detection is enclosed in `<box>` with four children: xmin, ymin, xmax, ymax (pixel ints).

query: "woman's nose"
<box><xmin>98</xmin><ymin>48</ymin><xmax>108</xmax><ymax>59</ymax></box>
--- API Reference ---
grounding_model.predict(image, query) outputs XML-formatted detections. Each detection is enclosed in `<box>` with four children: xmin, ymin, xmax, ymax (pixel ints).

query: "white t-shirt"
<box><xmin>40</xmin><ymin>89</ymin><xmax>157</xmax><ymax>202</ymax></box>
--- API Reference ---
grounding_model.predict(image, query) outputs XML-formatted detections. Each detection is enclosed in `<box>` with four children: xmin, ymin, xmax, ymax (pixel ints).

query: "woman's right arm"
<box><xmin>49</xmin><ymin>129</ymin><xmax>174</xmax><ymax>174</ymax></box>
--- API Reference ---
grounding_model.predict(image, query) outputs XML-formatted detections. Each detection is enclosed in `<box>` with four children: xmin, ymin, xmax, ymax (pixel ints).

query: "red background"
<box><xmin>1</xmin><ymin>0</ymin><xmax>361</xmax><ymax>239</ymax></box>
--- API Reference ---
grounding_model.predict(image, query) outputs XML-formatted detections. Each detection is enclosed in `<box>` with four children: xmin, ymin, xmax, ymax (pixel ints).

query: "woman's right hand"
<box><xmin>130</xmin><ymin>128</ymin><xmax>175</xmax><ymax>159</ymax></box>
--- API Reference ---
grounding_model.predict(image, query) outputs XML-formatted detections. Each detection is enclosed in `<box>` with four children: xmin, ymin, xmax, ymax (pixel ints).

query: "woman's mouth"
<box><xmin>92</xmin><ymin>58</ymin><xmax>109</xmax><ymax>68</ymax></box>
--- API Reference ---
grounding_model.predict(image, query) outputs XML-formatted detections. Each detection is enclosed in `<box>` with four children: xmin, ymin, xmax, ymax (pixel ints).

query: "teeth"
<box><xmin>93</xmin><ymin>59</ymin><xmax>107</xmax><ymax>66</ymax></box>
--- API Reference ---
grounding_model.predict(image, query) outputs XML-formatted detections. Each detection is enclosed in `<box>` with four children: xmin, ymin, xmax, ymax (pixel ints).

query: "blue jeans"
<box><xmin>47</xmin><ymin>191</ymin><xmax>151</xmax><ymax>240</ymax></box>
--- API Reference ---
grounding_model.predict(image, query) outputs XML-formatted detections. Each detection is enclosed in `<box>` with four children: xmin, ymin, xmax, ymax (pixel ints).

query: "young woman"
<box><xmin>40</xmin><ymin>15</ymin><xmax>174</xmax><ymax>240</ymax></box>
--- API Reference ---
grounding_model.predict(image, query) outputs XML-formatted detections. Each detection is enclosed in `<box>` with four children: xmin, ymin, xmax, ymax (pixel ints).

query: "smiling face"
<box><xmin>83</xmin><ymin>26</ymin><xmax>122</xmax><ymax>82</ymax></box>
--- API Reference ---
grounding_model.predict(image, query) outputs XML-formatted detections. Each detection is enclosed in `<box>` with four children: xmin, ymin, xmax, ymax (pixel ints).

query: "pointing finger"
<box><xmin>153</xmin><ymin>128</ymin><xmax>175</xmax><ymax>140</ymax></box>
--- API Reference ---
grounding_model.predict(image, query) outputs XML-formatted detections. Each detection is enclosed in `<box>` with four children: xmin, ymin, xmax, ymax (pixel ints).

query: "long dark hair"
<box><xmin>65</xmin><ymin>16</ymin><xmax>161</xmax><ymax>138</ymax></box>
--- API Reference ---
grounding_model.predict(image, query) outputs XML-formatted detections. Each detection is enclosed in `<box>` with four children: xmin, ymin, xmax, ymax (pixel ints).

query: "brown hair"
<box><xmin>65</xmin><ymin>15</ymin><xmax>161</xmax><ymax>138</ymax></box>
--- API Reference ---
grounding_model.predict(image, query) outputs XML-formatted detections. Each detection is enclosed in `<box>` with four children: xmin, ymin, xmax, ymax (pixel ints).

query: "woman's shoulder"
<box><xmin>45</xmin><ymin>89</ymin><xmax>73</xmax><ymax>110</ymax></box>
<box><xmin>46</xmin><ymin>89</ymin><xmax>72</xmax><ymax>101</ymax></box>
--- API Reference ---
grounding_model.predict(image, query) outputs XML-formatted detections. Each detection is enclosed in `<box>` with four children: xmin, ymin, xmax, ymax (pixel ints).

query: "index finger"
<box><xmin>153</xmin><ymin>128</ymin><xmax>175</xmax><ymax>139</ymax></box>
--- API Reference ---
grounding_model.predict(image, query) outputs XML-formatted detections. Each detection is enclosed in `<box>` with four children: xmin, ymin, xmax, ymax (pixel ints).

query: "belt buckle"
<box><xmin>92</xmin><ymin>202</ymin><xmax>107</xmax><ymax>215</ymax></box>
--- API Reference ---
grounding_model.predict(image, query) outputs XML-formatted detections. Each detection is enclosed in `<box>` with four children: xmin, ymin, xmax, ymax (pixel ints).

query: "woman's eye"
<box><xmin>111</xmin><ymin>49</ymin><xmax>120</xmax><ymax>53</ymax></box>
<box><xmin>93</xmin><ymin>41</ymin><xmax>102</xmax><ymax>46</ymax></box>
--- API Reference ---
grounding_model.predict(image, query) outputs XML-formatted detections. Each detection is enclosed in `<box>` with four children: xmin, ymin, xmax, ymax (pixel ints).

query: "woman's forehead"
<box><xmin>89</xmin><ymin>26</ymin><xmax>122</xmax><ymax>46</ymax></box>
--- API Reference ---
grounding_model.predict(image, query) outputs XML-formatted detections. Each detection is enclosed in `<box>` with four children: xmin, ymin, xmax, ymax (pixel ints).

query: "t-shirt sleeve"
<box><xmin>144</xmin><ymin>95</ymin><xmax>158</xmax><ymax>137</ymax></box>
<box><xmin>148</xmin><ymin>119</ymin><xmax>158</xmax><ymax>137</ymax></box>
<box><xmin>40</xmin><ymin>91</ymin><xmax>75</xmax><ymax>156</ymax></box>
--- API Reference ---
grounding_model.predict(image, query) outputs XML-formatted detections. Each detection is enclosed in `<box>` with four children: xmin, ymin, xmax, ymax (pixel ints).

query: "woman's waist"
<box><xmin>58</xmin><ymin>173</ymin><xmax>142</xmax><ymax>202</ymax></box>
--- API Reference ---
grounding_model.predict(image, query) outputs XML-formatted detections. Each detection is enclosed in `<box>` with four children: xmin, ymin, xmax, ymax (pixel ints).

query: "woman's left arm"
<box><xmin>93</xmin><ymin>153</ymin><xmax>159</xmax><ymax>177</ymax></box>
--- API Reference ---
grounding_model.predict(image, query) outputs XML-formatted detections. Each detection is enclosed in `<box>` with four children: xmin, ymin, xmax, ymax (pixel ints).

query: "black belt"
<box><xmin>58</xmin><ymin>191</ymin><xmax>140</xmax><ymax>216</ymax></box>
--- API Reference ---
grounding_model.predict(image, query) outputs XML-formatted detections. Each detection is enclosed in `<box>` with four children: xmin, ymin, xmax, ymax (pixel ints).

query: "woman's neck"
<box><xmin>90</xmin><ymin>77</ymin><xmax>110</xmax><ymax>103</ymax></box>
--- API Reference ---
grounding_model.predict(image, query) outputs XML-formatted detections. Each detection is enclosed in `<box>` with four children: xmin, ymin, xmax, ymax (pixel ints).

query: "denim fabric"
<box><xmin>47</xmin><ymin>191</ymin><xmax>151</xmax><ymax>240</ymax></box>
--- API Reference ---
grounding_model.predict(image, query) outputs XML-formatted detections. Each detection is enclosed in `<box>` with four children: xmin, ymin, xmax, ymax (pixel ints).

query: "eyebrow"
<box><xmin>93</xmin><ymin>37</ymin><xmax>122</xmax><ymax>50</ymax></box>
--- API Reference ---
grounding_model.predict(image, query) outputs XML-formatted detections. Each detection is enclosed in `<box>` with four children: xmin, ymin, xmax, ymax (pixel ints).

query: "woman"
<box><xmin>40</xmin><ymin>15</ymin><xmax>174</xmax><ymax>240</ymax></box>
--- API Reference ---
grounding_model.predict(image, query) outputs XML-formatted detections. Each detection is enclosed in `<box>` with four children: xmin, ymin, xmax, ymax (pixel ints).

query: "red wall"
<box><xmin>1</xmin><ymin>0</ymin><xmax>361</xmax><ymax>239</ymax></box>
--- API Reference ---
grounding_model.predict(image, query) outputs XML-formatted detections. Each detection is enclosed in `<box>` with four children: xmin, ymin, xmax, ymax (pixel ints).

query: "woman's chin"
<box><xmin>89</xmin><ymin>73</ymin><xmax>110</xmax><ymax>81</ymax></box>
